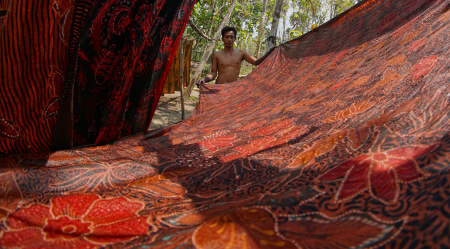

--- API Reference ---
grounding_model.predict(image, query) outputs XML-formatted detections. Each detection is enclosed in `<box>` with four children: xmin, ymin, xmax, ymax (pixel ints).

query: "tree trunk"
<box><xmin>207</xmin><ymin>0</ymin><xmax>217</xmax><ymax>37</ymax></box>
<box><xmin>254</xmin><ymin>0</ymin><xmax>268</xmax><ymax>57</ymax></box>
<box><xmin>282</xmin><ymin>14</ymin><xmax>286</xmax><ymax>42</ymax></box>
<box><xmin>267</xmin><ymin>0</ymin><xmax>283</xmax><ymax>52</ymax></box>
<box><xmin>201</xmin><ymin>0</ymin><xmax>217</xmax><ymax>52</ymax></box>
<box><xmin>184</xmin><ymin>0</ymin><xmax>239</xmax><ymax>99</ymax></box>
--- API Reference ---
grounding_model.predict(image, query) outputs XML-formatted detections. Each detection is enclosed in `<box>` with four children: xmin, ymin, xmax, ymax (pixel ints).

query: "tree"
<box><xmin>183</xmin><ymin>0</ymin><xmax>358</xmax><ymax>91</ymax></box>
<box><xmin>184</xmin><ymin>0</ymin><xmax>239</xmax><ymax>99</ymax></box>
<box><xmin>267</xmin><ymin>0</ymin><xmax>283</xmax><ymax>52</ymax></box>
<box><xmin>255</xmin><ymin>0</ymin><xmax>268</xmax><ymax>57</ymax></box>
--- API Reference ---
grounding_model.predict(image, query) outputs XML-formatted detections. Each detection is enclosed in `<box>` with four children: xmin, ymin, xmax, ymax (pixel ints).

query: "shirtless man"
<box><xmin>196</xmin><ymin>26</ymin><xmax>275</xmax><ymax>85</ymax></box>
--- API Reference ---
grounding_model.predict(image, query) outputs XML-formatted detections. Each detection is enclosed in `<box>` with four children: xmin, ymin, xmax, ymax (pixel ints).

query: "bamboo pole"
<box><xmin>179</xmin><ymin>39</ymin><xmax>185</xmax><ymax>120</ymax></box>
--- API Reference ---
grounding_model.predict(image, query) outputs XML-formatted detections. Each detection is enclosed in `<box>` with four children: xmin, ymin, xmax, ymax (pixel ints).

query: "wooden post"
<box><xmin>179</xmin><ymin>39</ymin><xmax>185</xmax><ymax>120</ymax></box>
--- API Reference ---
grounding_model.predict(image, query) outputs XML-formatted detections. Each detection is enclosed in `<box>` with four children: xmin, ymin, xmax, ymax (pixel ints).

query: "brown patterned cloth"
<box><xmin>0</xmin><ymin>0</ymin><xmax>72</xmax><ymax>153</ymax></box>
<box><xmin>0</xmin><ymin>0</ymin><xmax>195</xmax><ymax>153</ymax></box>
<box><xmin>1</xmin><ymin>0</ymin><xmax>450</xmax><ymax>248</ymax></box>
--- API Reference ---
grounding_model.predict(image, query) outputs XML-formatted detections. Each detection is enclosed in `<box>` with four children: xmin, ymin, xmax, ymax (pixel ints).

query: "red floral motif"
<box><xmin>192</xmin><ymin>208</ymin><xmax>296</xmax><ymax>248</ymax></box>
<box><xmin>235</xmin><ymin>120</ymin><xmax>266</xmax><ymax>132</ymax></box>
<box><xmin>393</xmin><ymin>16</ymin><xmax>419</xmax><ymax>38</ymax></box>
<box><xmin>330</xmin><ymin>78</ymin><xmax>350</xmax><ymax>91</ymax></box>
<box><xmin>409</xmin><ymin>37</ymin><xmax>427</xmax><ymax>51</ymax></box>
<box><xmin>43</xmin><ymin>97</ymin><xmax>61</xmax><ymax>121</ymax></box>
<box><xmin>197</xmin><ymin>134</ymin><xmax>239</xmax><ymax>152</ymax></box>
<box><xmin>0</xmin><ymin>118</ymin><xmax>20</xmax><ymax>140</ymax></box>
<box><xmin>53</xmin><ymin>0</ymin><xmax>73</xmax><ymax>45</ymax></box>
<box><xmin>108</xmin><ymin>5</ymin><xmax>133</xmax><ymax>35</ymax></box>
<box><xmin>221</xmin><ymin>138</ymin><xmax>274</xmax><ymax>162</ymax></box>
<box><xmin>43</xmin><ymin>65</ymin><xmax>65</xmax><ymax>121</ymax></box>
<box><xmin>153</xmin><ymin>58</ymin><xmax>164</xmax><ymax>70</ymax></box>
<box><xmin>47</xmin><ymin>65</ymin><xmax>64</xmax><ymax>97</ymax></box>
<box><xmin>319</xmin><ymin>145</ymin><xmax>436</xmax><ymax>203</ymax></box>
<box><xmin>278</xmin><ymin>213</ymin><xmax>403</xmax><ymax>248</ymax></box>
<box><xmin>250</xmin><ymin>119</ymin><xmax>294</xmax><ymax>137</ymax></box>
<box><xmin>413</xmin><ymin>55</ymin><xmax>437</xmax><ymax>80</ymax></box>
<box><xmin>0</xmin><ymin>194</ymin><xmax>151</xmax><ymax>248</ymax></box>
<box><xmin>222</xmin><ymin>125</ymin><xmax>306</xmax><ymax>162</ymax></box>
<box><xmin>160</xmin><ymin>37</ymin><xmax>175</xmax><ymax>54</ymax></box>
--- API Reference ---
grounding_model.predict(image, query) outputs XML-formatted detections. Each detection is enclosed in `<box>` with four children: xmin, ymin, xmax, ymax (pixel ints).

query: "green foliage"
<box><xmin>186</xmin><ymin>0</ymin><xmax>357</xmax><ymax>75</ymax></box>
<box><xmin>288</xmin><ymin>0</ymin><xmax>358</xmax><ymax>38</ymax></box>
<box><xmin>201</xmin><ymin>64</ymin><xmax>210</xmax><ymax>78</ymax></box>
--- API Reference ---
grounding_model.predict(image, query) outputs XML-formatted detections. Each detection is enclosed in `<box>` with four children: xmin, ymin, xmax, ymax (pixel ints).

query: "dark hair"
<box><xmin>221</xmin><ymin>26</ymin><xmax>237</xmax><ymax>38</ymax></box>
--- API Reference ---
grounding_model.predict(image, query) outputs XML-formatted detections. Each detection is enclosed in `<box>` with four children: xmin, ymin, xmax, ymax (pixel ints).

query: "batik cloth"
<box><xmin>0</xmin><ymin>0</ymin><xmax>450</xmax><ymax>248</ymax></box>
<box><xmin>0</xmin><ymin>0</ymin><xmax>195</xmax><ymax>153</ymax></box>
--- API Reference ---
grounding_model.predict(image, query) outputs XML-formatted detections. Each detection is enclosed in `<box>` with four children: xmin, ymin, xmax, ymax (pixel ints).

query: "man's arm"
<box><xmin>243</xmin><ymin>46</ymin><xmax>277</xmax><ymax>66</ymax></box>
<box><xmin>196</xmin><ymin>52</ymin><xmax>218</xmax><ymax>86</ymax></box>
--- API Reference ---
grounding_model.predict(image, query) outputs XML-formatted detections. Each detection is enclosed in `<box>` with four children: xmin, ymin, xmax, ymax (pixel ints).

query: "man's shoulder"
<box><xmin>237</xmin><ymin>50</ymin><xmax>251</xmax><ymax>57</ymax></box>
<box><xmin>213</xmin><ymin>50</ymin><xmax>227</xmax><ymax>56</ymax></box>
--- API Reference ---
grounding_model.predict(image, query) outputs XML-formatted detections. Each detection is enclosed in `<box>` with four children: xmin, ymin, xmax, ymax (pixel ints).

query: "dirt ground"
<box><xmin>148</xmin><ymin>90</ymin><xmax>199</xmax><ymax>130</ymax></box>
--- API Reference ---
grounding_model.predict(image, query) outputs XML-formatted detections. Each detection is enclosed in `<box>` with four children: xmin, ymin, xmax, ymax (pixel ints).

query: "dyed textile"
<box><xmin>0</xmin><ymin>0</ymin><xmax>195</xmax><ymax>153</ymax></box>
<box><xmin>0</xmin><ymin>0</ymin><xmax>72</xmax><ymax>153</ymax></box>
<box><xmin>52</xmin><ymin>0</ymin><xmax>196</xmax><ymax>149</ymax></box>
<box><xmin>1</xmin><ymin>0</ymin><xmax>450</xmax><ymax>248</ymax></box>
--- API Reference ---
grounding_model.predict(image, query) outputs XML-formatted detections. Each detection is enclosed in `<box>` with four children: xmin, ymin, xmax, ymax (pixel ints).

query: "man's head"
<box><xmin>221</xmin><ymin>26</ymin><xmax>237</xmax><ymax>38</ymax></box>
<box><xmin>221</xmin><ymin>26</ymin><xmax>237</xmax><ymax>48</ymax></box>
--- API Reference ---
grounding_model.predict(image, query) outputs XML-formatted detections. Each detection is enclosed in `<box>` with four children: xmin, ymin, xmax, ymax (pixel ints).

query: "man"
<box><xmin>196</xmin><ymin>26</ymin><xmax>275</xmax><ymax>85</ymax></box>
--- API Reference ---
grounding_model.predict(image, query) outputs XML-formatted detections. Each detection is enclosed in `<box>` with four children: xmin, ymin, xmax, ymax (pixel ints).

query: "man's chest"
<box><xmin>216</xmin><ymin>54</ymin><xmax>243</xmax><ymax>67</ymax></box>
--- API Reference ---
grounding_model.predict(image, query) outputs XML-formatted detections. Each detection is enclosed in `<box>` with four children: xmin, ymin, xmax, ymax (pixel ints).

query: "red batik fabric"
<box><xmin>0</xmin><ymin>0</ymin><xmax>195</xmax><ymax>153</ymax></box>
<box><xmin>0</xmin><ymin>0</ymin><xmax>73</xmax><ymax>153</ymax></box>
<box><xmin>52</xmin><ymin>0</ymin><xmax>196</xmax><ymax>148</ymax></box>
<box><xmin>1</xmin><ymin>0</ymin><xmax>450</xmax><ymax>248</ymax></box>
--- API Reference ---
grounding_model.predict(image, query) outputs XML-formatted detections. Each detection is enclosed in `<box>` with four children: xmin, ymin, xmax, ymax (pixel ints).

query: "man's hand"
<box><xmin>196</xmin><ymin>78</ymin><xmax>206</xmax><ymax>86</ymax></box>
<box><xmin>253</xmin><ymin>46</ymin><xmax>278</xmax><ymax>66</ymax></box>
<box><xmin>268</xmin><ymin>46</ymin><xmax>276</xmax><ymax>54</ymax></box>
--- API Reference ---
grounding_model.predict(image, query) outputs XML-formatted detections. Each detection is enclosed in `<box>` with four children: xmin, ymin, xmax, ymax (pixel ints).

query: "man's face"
<box><xmin>222</xmin><ymin>30</ymin><xmax>236</xmax><ymax>47</ymax></box>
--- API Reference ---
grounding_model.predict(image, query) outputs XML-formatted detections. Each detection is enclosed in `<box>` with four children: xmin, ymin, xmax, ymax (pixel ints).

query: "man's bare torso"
<box><xmin>196</xmin><ymin>29</ymin><xmax>268</xmax><ymax>86</ymax></box>
<box><xmin>214</xmin><ymin>49</ymin><xmax>245</xmax><ymax>84</ymax></box>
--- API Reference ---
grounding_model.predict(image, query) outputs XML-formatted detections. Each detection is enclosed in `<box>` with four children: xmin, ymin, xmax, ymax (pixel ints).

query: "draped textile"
<box><xmin>0</xmin><ymin>0</ymin><xmax>72</xmax><ymax>153</ymax></box>
<box><xmin>1</xmin><ymin>0</ymin><xmax>450</xmax><ymax>248</ymax></box>
<box><xmin>0</xmin><ymin>0</ymin><xmax>195</xmax><ymax>153</ymax></box>
<box><xmin>53</xmin><ymin>0</ymin><xmax>196</xmax><ymax>149</ymax></box>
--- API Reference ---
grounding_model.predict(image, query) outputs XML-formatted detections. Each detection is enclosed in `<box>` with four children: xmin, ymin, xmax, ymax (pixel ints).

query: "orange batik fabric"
<box><xmin>1</xmin><ymin>0</ymin><xmax>450</xmax><ymax>248</ymax></box>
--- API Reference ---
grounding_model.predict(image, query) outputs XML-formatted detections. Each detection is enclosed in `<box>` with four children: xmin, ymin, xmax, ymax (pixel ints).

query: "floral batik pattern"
<box><xmin>1</xmin><ymin>0</ymin><xmax>450</xmax><ymax>248</ymax></box>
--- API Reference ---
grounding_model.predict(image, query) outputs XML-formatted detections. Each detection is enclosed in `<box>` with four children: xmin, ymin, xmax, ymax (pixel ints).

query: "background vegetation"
<box><xmin>185</xmin><ymin>0</ymin><xmax>359</xmax><ymax>80</ymax></box>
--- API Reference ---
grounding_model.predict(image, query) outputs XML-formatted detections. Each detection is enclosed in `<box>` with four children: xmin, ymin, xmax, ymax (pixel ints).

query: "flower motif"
<box><xmin>277</xmin><ymin>213</ymin><xmax>404</xmax><ymax>249</ymax></box>
<box><xmin>0</xmin><ymin>118</ymin><xmax>21</xmax><ymax>140</ymax></box>
<box><xmin>43</xmin><ymin>65</ymin><xmax>65</xmax><ymax>121</ymax></box>
<box><xmin>413</xmin><ymin>55</ymin><xmax>437</xmax><ymax>80</ymax></box>
<box><xmin>196</xmin><ymin>134</ymin><xmax>238</xmax><ymax>152</ymax></box>
<box><xmin>53</xmin><ymin>0</ymin><xmax>74</xmax><ymax>46</ymax></box>
<box><xmin>160</xmin><ymin>37</ymin><xmax>175</xmax><ymax>54</ymax></box>
<box><xmin>109</xmin><ymin>5</ymin><xmax>132</xmax><ymax>35</ymax></box>
<box><xmin>319</xmin><ymin>145</ymin><xmax>436</xmax><ymax>203</ymax></box>
<box><xmin>0</xmin><ymin>194</ymin><xmax>151</xmax><ymax>248</ymax></box>
<box><xmin>409</xmin><ymin>37</ymin><xmax>427</xmax><ymax>51</ymax></box>
<box><xmin>250</xmin><ymin>119</ymin><xmax>294</xmax><ymax>137</ymax></box>
<box><xmin>192</xmin><ymin>208</ymin><xmax>296</xmax><ymax>249</ymax></box>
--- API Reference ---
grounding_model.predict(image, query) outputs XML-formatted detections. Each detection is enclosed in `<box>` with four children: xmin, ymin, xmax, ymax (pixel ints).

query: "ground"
<box><xmin>149</xmin><ymin>90</ymin><xmax>199</xmax><ymax>130</ymax></box>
